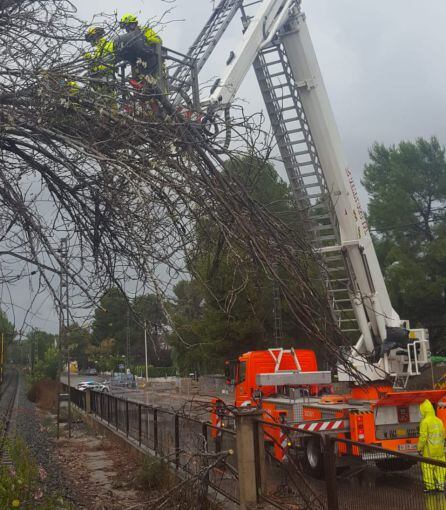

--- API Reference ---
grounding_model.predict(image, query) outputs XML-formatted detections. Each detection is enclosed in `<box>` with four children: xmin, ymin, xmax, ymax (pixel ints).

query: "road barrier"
<box><xmin>65</xmin><ymin>384</ymin><xmax>446</xmax><ymax>510</ymax></box>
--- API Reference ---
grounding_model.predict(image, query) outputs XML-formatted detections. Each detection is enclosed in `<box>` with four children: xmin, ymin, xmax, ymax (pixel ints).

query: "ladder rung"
<box><xmin>298</xmin><ymin>170</ymin><xmax>321</xmax><ymax>179</ymax></box>
<box><xmin>266</xmin><ymin>94</ymin><xmax>293</xmax><ymax>105</ymax></box>
<box><xmin>268</xmin><ymin>71</ymin><xmax>287</xmax><ymax>79</ymax></box>
<box><xmin>297</xmin><ymin>161</ymin><xmax>316</xmax><ymax>168</ymax></box>
<box><xmin>306</xmin><ymin>192</ymin><xmax>323</xmax><ymax>199</ymax></box>
<box><xmin>280</xmin><ymin>116</ymin><xmax>300</xmax><ymax>124</ymax></box>
<box><xmin>260</xmin><ymin>59</ymin><xmax>282</xmax><ymax>68</ymax></box>
<box><xmin>303</xmin><ymin>182</ymin><xmax>322</xmax><ymax>190</ymax></box>
<box><xmin>322</xmin><ymin>255</ymin><xmax>342</xmax><ymax>261</ymax></box>
<box><xmin>294</xmin><ymin>149</ymin><xmax>314</xmax><ymax>157</ymax></box>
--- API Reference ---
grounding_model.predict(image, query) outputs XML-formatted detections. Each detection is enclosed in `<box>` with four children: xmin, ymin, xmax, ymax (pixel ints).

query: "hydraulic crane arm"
<box><xmin>185</xmin><ymin>0</ymin><xmax>430</xmax><ymax>384</ymax></box>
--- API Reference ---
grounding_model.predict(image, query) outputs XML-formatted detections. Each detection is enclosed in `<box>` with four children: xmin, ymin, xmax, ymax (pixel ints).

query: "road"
<box><xmin>61</xmin><ymin>373</ymin><xmax>219</xmax><ymax>416</ymax></box>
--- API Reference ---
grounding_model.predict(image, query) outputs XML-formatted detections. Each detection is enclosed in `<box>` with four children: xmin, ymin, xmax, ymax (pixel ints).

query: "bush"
<box><xmin>27</xmin><ymin>378</ymin><xmax>58</xmax><ymax>410</ymax></box>
<box><xmin>28</xmin><ymin>347</ymin><xmax>60</xmax><ymax>386</ymax></box>
<box><xmin>136</xmin><ymin>455</ymin><xmax>173</xmax><ymax>491</ymax></box>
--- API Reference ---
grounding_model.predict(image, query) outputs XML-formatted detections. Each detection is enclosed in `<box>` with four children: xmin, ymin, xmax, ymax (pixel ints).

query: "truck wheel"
<box><xmin>301</xmin><ymin>438</ymin><xmax>325</xmax><ymax>479</ymax></box>
<box><xmin>375</xmin><ymin>458</ymin><xmax>416</xmax><ymax>472</ymax></box>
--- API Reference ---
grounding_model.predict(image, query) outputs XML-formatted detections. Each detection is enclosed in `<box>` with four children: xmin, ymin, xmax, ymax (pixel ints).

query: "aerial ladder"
<box><xmin>170</xmin><ymin>0</ymin><xmax>446</xmax><ymax>474</ymax></box>
<box><xmin>172</xmin><ymin>0</ymin><xmax>431</xmax><ymax>388</ymax></box>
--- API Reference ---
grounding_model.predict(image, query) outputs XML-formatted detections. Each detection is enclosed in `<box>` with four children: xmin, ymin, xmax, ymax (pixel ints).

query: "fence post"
<box><xmin>138</xmin><ymin>404</ymin><xmax>142</xmax><ymax>446</ymax></box>
<box><xmin>253</xmin><ymin>419</ymin><xmax>267</xmax><ymax>498</ymax></box>
<box><xmin>174</xmin><ymin>413</ymin><xmax>180</xmax><ymax>469</ymax></box>
<box><xmin>235</xmin><ymin>409</ymin><xmax>264</xmax><ymax>510</ymax></box>
<box><xmin>202</xmin><ymin>421</ymin><xmax>209</xmax><ymax>481</ymax></box>
<box><xmin>115</xmin><ymin>397</ymin><xmax>118</xmax><ymax>429</ymax></box>
<box><xmin>323</xmin><ymin>436</ymin><xmax>339</xmax><ymax>510</ymax></box>
<box><xmin>126</xmin><ymin>400</ymin><xmax>129</xmax><ymax>437</ymax></box>
<box><xmin>85</xmin><ymin>389</ymin><xmax>92</xmax><ymax>414</ymax></box>
<box><xmin>107</xmin><ymin>394</ymin><xmax>111</xmax><ymax>425</ymax></box>
<box><xmin>153</xmin><ymin>408</ymin><xmax>158</xmax><ymax>454</ymax></box>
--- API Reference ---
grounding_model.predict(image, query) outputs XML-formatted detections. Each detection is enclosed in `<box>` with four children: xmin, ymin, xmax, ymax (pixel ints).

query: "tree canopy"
<box><xmin>362</xmin><ymin>137</ymin><xmax>446</xmax><ymax>353</ymax></box>
<box><xmin>0</xmin><ymin>0</ymin><xmax>357</xmax><ymax>379</ymax></box>
<box><xmin>169</xmin><ymin>156</ymin><xmax>326</xmax><ymax>374</ymax></box>
<box><xmin>92</xmin><ymin>289</ymin><xmax>170</xmax><ymax>368</ymax></box>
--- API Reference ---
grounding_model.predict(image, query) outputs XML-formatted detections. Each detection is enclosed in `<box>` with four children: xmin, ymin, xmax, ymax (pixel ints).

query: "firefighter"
<box><xmin>418</xmin><ymin>399</ymin><xmax>446</xmax><ymax>492</ymax></box>
<box><xmin>118</xmin><ymin>14</ymin><xmax>162</xmax><ymax>83</ymax></box>
<box><xmin>119</xmin><ymin>14</ymin><xmax>162</xmax><ymax>47</ymax></box>
<box><xmin>84</xmin><ymin>26</ymin><xmax>116</xmax><ymax>85</ymax></box>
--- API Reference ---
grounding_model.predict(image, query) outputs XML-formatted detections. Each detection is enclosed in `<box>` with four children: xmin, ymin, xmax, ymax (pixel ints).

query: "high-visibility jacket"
<box><xmin>142</xmin><ymin>26</ymin><xmax>162</xmax><ymax>46</ymax></box>
<box><xmin>418</xmin><ymin>399</ymin><xmax>446</xmax><ymax>458</ymax></box>
<box><xmin>84</xmin><ymin>37</ymin><xmax>115</xmax><ymax>76</ymax></box>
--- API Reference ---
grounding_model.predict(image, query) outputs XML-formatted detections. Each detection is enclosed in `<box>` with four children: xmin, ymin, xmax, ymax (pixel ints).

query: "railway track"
<box><xmin>0</xmin><ymin>368</ymin><xmax>19</xmax><ymax>464</ymax></box>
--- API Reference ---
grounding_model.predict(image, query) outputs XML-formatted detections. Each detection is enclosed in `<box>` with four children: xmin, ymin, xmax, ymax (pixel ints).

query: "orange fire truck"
<box><xmin>212</xmin><ymin>349</ymin><xmax>446</xmax><ymax>477</ymax></box>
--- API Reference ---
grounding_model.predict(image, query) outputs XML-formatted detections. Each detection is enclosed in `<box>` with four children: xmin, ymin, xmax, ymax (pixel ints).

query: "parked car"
<box><xmin>77</xmin><ymin>381</ymin><xmax>101</xmax><ymax>392</ymax></box>
<box><xmin>86</xmin><ymin>367</ymin><xmax>98</xmax><ymax>375</ymax></box>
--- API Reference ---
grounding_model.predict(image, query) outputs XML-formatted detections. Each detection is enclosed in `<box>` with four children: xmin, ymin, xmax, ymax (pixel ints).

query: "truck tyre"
<box><xmin>301</xmin><ymin>438</ymin><xmax>325</xmax><ymax>479</ymax></box>
<box><xmin>375</xmin><ymin>458</ymin><xmax>416</xmax><ymax>472</ymax></box>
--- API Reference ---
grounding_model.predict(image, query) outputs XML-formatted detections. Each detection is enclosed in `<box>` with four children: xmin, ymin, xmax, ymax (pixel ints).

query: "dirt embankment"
<box><xmin>27</xmin><ymin>378</ymin><xmax>59</xmax><ymax>410</ymax></box>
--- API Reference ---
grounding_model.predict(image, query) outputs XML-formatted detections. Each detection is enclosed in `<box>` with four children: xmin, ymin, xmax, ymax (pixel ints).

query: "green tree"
<box><xmin>26</xmin><ymin>329</ymin><xmax>56</xmax><ymax>371</ymax></box>
<box><xmin>29</xmin><ymin>345</ymin><xmax>60</xmax><ymax>383</ymax></box>
<box><xmin>362</xmin><ymin>137</ymin><xmax>446</xmax><ymax>353</ymax></box>
<box><xmin>92</xmin><ymin>289</ymin><xmax>170</xmax><ymax>368</ymax></box>
<box><xmin>92</xmin><ymin>288</ymin><xmax>129</xmax><ymax>355</ymax></box>
<box><xmin>168</xmin><ymin>156</ymin><xmax>308</xmax><ymax>374</ymax></box>
<box><xmin>0</xmin><ymin>310</ymin><xmax>15</xmax><ymax>362</ymax></box>
<box><xmin>133</xmin><ymin>294</ymin><xmax>170</xmax><ymax>367</ymax></box>
<box><xmin>66</xmin><ymin>324</ymin><xmax>92</xmax><ymax>370</ymax></box>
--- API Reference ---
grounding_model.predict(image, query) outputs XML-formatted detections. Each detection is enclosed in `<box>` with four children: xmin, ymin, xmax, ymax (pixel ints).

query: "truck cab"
<box><xmin>225</xmin><ymin>348</ymin><xmax>332</xmax><ymax>407</ymax></box>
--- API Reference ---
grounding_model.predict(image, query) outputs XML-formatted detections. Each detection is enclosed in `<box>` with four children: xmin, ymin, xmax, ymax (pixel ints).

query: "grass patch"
<box><xmin>0</xmin><ymin>435</ymin><xmax>74</xmax><ymax>509</ymax></box>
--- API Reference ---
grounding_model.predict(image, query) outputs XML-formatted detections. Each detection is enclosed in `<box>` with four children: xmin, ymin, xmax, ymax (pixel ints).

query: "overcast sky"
<box><xmin>75</xmin><ymin>0</ymin><xmax>446</xmax><ymax>183</ymax></box>
<box><xmin>7</xmin><ymin>0</ymin><xmax>446</xmax><ymax>333</ymax></box>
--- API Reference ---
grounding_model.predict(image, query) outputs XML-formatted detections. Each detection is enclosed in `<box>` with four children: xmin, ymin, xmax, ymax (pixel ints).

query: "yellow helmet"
<box><xmin>66</xmin><ymin>81</ymin><xmax>79</xmax><ymax>96</ymax></box>
<box><xmin>85</xmin><ymin>26</ymin><xmax>105</xmax><ymax>43</ymax></box>
<box><xmin>120</xmin><ymin>13</ymin><xmax>138</xmax><ymax>27</ymax></box>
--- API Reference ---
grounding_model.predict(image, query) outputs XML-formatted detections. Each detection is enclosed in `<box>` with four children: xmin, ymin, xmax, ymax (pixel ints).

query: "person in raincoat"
<box><xmin>418</xmin><ymin>399</ymin><xmax>446</xmax><ymax>492</ymax></box>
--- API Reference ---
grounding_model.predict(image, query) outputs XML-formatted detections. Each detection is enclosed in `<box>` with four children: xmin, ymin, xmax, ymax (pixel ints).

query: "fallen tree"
<box><xmin>0</xmin><ymin>0</ymin><xmax>362</xmax><ymax>380</ymax></box>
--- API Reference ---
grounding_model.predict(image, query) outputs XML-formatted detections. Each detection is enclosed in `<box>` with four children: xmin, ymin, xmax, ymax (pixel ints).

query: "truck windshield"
<box><xmin>238</xmin><ymin>361</ymin><xmax>246</xmax><ymax>383</ymax></box>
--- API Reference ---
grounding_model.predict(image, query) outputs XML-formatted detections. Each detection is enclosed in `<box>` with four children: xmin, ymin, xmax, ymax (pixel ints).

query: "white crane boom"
<box><xmin>184</xmin><ymin>0</ymin><xmax>430</xmax><ymax>384</ymax></box>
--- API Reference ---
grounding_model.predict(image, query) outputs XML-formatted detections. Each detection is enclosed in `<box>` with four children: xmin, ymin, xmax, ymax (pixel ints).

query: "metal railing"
<box><xmin>260</xmin><ymin>419</ymin><xmax>446</xmax><ymax>510</ymax></box>
<box><xmin>66</xmin><ymin>386</ymin><xmax>240</xmax><ymax>505</ymax></box>
<box><xmin>65</xmin><ymin>385</ymin><xmax>446</xmax><ymax>510</ymax></box>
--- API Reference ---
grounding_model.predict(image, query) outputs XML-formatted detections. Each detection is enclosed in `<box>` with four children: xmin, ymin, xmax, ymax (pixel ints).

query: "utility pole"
<box><xmin>57</xmin><ymin>237</ymin><xmax>71</xmax><ymax>439</ymax></box>
<box><xmin>144</xmin><ymin>320</ymin><xmax>149</xmax><ymax>382</ymax></box>
<box><xmin>0</xmin><ymin>332</ymin><xmax>4</xmax><ymax>384</ymax></box>
<box><xmin>126</xmin><ymin>308</ymin><xmax>130</xmax><ymax>372</ymax></box>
